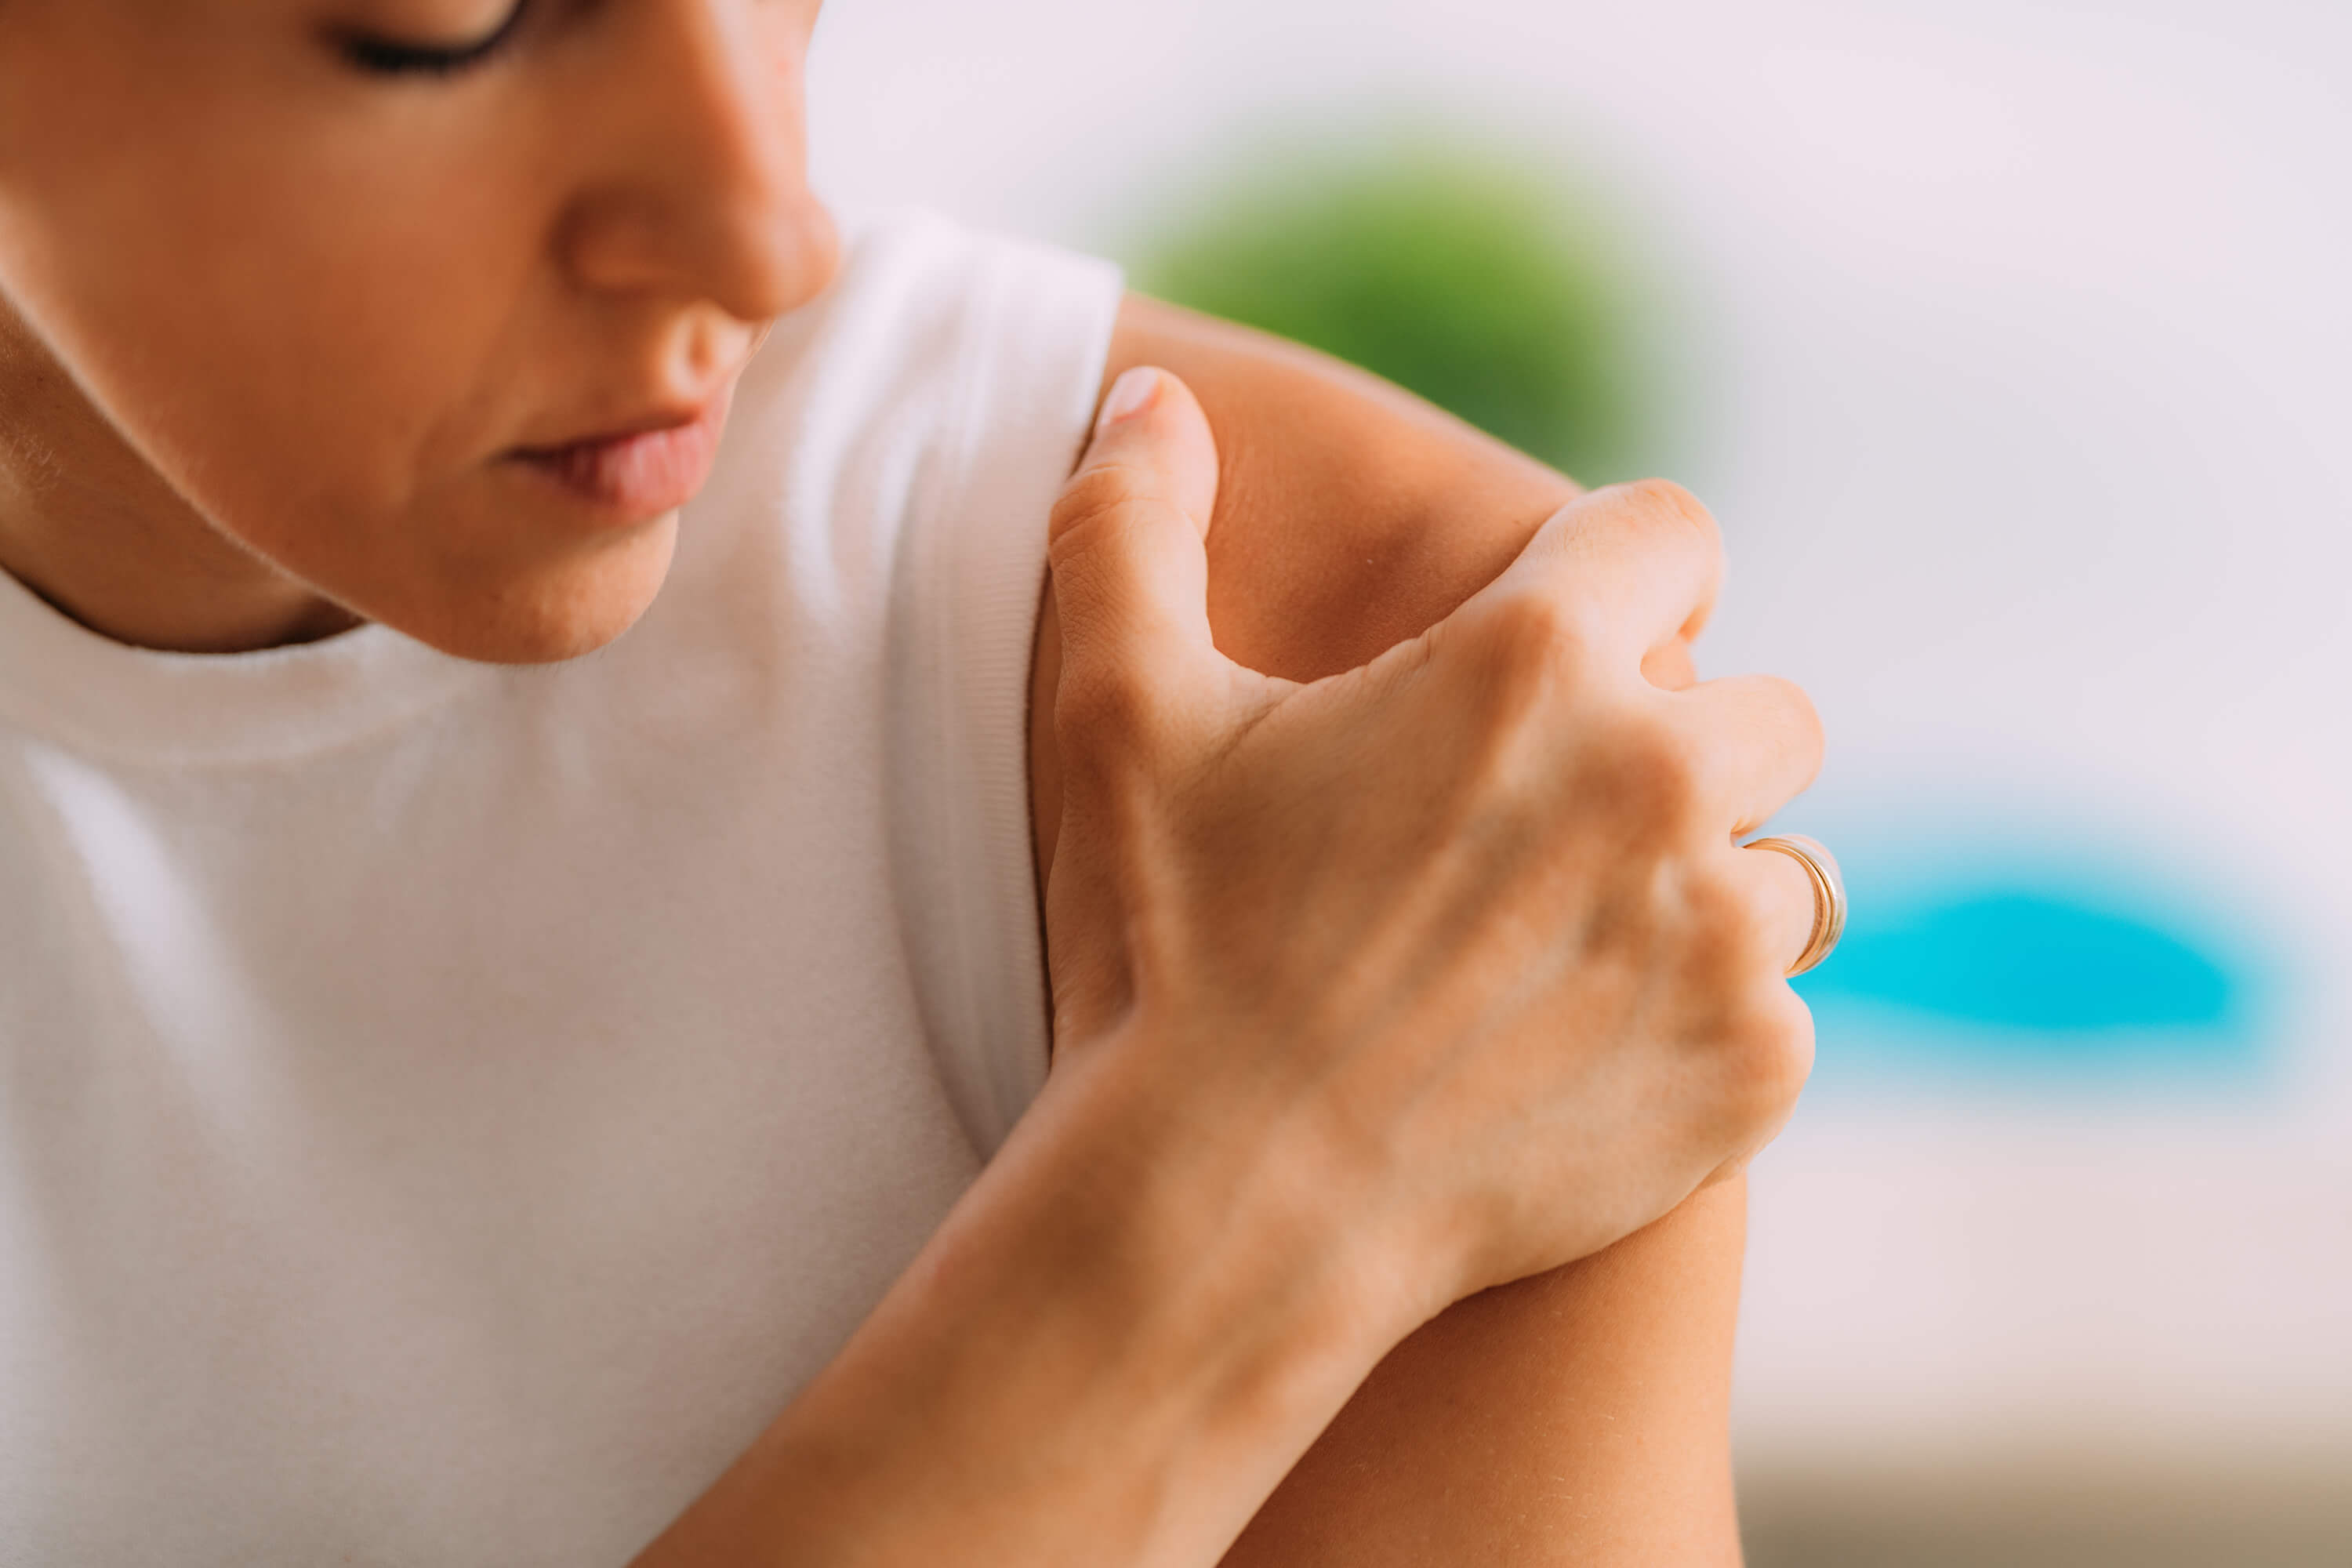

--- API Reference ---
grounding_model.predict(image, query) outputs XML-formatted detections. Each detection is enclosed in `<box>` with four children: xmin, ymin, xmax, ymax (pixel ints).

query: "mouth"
<box><xmin>506</xmin><ymin>388</ymin><xmax>735</xmax><ymax>523</ymax></box>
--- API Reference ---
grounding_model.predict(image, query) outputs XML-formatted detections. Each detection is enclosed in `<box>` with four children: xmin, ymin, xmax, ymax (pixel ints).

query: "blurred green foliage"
<box><xmin>1128</xmin><ymin>126</ymin><xmax>1657</xmax><ymax>485</ymax></box>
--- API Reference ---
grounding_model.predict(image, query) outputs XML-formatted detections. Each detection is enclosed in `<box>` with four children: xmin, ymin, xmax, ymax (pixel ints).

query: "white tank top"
<box><xmin>0</xmin><ymin>213</ymin><xmax>1122</xmax><ymax>1565</ymax></box>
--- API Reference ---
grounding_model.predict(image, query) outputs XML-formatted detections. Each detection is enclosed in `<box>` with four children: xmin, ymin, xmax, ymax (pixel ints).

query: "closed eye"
<box><xmin>334</xmin><ymin>2</ymin><xmax>530</xmax><ymax>78</ymax></box>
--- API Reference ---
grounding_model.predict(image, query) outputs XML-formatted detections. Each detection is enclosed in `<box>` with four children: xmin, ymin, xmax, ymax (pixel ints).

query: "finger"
<box><xmin>1725</xmin><ymin>839</ymin><xmax>1828</xmax><ymax>980</ymax></box>
<box><xmin>1047</xmin><ymin>367</ymin><xmax>1224</xmax><ymax>703</ymax></box>
<box><xmin>1642</xmin><ymin>633</ymin><xmax>1697</xmax><ymax>691</ymax></box>
<box><xmin>1479</xmin><ymin>479</ymin><xmax>1726</xmax><ymax>671</ymax></box>
<box><xmin>1669</xmin><ymin>673</ymin><xmax>1824</xmax><ymax>837</ymax></box>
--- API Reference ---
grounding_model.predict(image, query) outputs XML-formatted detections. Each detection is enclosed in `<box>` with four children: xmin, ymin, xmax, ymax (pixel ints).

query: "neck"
<box><xmin>0</xmin><ymin>314</ymin><xmax>357</xmax><ymax>656</ymax></box>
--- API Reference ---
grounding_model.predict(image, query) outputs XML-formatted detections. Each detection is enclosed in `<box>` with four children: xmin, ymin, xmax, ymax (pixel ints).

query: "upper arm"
<box><xmin>1029</xmin><ymin>293</ymin><xmax>1745</xmax><ymax>1565</ymax></box>
<box><xmin>1105</xmin><ymin>293</ymin><xmax>1575</xmax><ymax>681</ymax></box>
<box><xmin>1029</xmin><ymin>293</ymin><xmax>1581</xmax><ymax>889</ymax></box>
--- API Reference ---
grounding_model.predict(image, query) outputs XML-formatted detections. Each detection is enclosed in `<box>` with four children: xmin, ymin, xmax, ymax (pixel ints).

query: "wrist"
<box><xmin>644</xmin><ymin>1025</ymin><xmax>1408</xmax><ymax>1566</ymax></box>
<box><xmin>1032</xmin><ymin>1025</ymin><xmax>1426</xmax><ymax>1427</ymax></box>
<box><xmin>1080</xmin><ymin>1009</ymin><xmax>1471</xmax><ymax>1345</ymax></box>
<box><xmin>899</xmin><ymin>1033</ymin><xmax>1410</xmax><ymax>1555</ymax></box>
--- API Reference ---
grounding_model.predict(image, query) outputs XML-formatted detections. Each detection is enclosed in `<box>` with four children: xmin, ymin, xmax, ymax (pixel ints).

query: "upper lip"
<box><xmin>511</xmin><ymin>398</ymin><xmax>719</xmax><ymax>458</ymax></box>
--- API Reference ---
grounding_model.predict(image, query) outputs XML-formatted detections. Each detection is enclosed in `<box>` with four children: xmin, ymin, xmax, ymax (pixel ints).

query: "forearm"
<box><xmin>631</xmin><ymin>1040</ymin><xmax>1406</xmax><ymax>1568</ymax></box>
<box><xmin>1221</xmin><ymin>1180</ymin><xmax>1748</xmax><ymax>1566</ymax></box>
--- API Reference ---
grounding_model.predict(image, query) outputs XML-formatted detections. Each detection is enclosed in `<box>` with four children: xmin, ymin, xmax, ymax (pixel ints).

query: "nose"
<box><xmin>557</xmin><ymin>1</ymin><xmax>839</xmax><ymax>328</ymax></box>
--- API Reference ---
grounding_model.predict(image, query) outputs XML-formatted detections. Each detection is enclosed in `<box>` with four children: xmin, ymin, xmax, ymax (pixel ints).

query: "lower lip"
<box><xmin>510</xmin><ymin>392</ymin><xmax>731</xmax><ymax>522</ymax></box>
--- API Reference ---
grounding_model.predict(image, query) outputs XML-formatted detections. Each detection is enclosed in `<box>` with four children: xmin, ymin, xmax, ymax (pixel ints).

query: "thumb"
<box><xmin>1040</xmin><ymin>368</ymin><xmax>1223</xmax><ymax>1056</ymax></box>
<box><xmin>1047</xmin><ymin>367</ymin><xmax>1224</xmax><ymax>710</ymax></box>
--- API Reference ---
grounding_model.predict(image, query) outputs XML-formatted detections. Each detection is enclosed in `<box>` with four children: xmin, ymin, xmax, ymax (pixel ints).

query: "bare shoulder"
<box><xmin>1098</xmin><ymin>292</ymin><xmax>1579</xmax><ymax>681</ymax></box>
<box><xmin>1029</xmin><ymin>294</ymin><xmax>1584</xmax><ymax>888</ymax></box>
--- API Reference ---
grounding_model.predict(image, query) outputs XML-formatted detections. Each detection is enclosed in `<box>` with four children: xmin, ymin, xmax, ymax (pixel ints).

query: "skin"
<box><xmin>0</xmin><ymin>0</ymin><xmax>835</xmax><ymax>660</ymax></box>
<box><xmin>0</xmin><ymin>2</ymin><xmax>1821</xmax><ymax>1561</ymax></box>
<box><xmin>651</xmin><ymin>384</ymin><xmax>1818</xmax><ymax>1565</ymax></box>
<box><xmin>1052</xmin><ymin>307</ymin><xmax>1751</xmax><ymax>1563</ymax></box>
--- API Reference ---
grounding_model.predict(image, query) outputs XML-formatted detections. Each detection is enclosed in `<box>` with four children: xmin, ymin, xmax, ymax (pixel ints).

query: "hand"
<box><xmin>1044</xmin><ymin>368</ymin><xmax>1824</xmax><ymax>1316</ymax></box>
<box><xmin>631</xmin><ymin>366</ymin><xmax>1823</xmax><ymax>1568</ymax></box>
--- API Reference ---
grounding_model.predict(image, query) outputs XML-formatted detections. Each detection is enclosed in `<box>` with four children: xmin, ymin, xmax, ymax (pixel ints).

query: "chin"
<box><xmin>386</xmin><ymin>514</ymin><xmax>682</xmax><ymax>666</ymax></box>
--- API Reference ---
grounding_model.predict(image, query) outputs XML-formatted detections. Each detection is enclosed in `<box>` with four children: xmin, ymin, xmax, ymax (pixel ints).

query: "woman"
<box><xmin>0</xmin><ymin>2</ymin><xmax>1830</xmax><ymax>1562</ymax></box>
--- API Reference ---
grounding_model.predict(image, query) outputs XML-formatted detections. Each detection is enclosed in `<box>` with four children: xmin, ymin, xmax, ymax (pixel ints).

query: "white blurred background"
<box><xmin>806</xmin><ymin>2</ymin><xmax>2352</xmax><ymax>1559</ymax></box>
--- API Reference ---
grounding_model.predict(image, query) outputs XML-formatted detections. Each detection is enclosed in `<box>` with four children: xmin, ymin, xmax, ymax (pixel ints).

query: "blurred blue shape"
<box><xmin>1790</xmin><ymin>829</ymin><xmax>2277</xmax><ymax>1088</ymax></box>
<box><xmin>1818</xmin><ymin>890</ymin><xmax>2236</xmax><ymax>1034</ymax></box>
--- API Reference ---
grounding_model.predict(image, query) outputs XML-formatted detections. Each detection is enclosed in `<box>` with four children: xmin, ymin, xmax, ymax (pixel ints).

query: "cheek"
<box><xmin>0</xmin><ymin>14</ymin><xmax>828</xmax><ymax>666</ymax></box>
<box><xmin>36</xmin><ymin>132</ymin><xmax>536</xmax><ymax>535</ymax></box>
<box><xmin>5</xmin><ymin>158</ymin><xmax>677</xmax><ymax>662</ymax></box>
<box><xmin>1</xmin><ymin>78</ymin><xmax>645</xmax><ymax>652</ymax></box>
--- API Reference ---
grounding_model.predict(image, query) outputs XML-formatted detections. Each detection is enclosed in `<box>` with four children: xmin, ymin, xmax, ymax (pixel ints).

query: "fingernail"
<box><xmin>1096</xmin><ymin>367</ymin><xmax>1160</xmax><ymax>434</ymax></box>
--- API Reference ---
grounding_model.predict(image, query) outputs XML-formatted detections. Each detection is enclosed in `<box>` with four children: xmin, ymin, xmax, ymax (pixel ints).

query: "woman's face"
<box><xmin>0</xmin><ymin>0</ymin><xmax>837</xmax><ymax>662</ymax></box>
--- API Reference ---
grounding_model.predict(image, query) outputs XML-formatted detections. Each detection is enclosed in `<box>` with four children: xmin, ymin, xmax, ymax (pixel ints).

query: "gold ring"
<box><xmin>1743</xmin><ymin>833</ymin><xmax>1847</xmax><ymax>977</ymax></box>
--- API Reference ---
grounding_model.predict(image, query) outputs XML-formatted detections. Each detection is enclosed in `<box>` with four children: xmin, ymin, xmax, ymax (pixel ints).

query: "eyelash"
<box><xmin>338</xmin><ymin>3</ymin><xmax>530</xmax><ymax>78</ymax></box>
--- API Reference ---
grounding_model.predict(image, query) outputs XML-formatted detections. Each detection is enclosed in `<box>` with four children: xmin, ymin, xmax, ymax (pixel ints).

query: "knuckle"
<box><xmin>1480</xmin><ymin>590</ymin><xmax>1588</xmax><ymax>671</ymax></box>
<box><xmin>1679</xmin><ymin>864</ymin><xmax>1765</xmax><ymax>972</ymax></box>
<box><xmin>1776</xmin><ymin>677</ymin><xmax>1828</xmax><ymax>760</ymax></box>
<box><xmin>1600</xmin><ymin>478</ymin><xmax>1726</xmax><ymax>588</ymax></box>
<box><xmin>1588</xmin><ymin>710</ymin><xmax>1706</xmax><ymax>836</ymax></box>
<box><xmin>1618</xmin><ymin>477</ymin><xmax>1721</xmax><ymax>546</ymax></box>
<box><xmin>1744</xmin><ymin>669</ymin><xmax>1822</xmax><ymax>732</ymax></box>
<box><xmin>1714</xmin><ymin>989</ymin><xmax>1816</xmax><ymax>1122</ymax></box>
<box><xmin>1670</xmin><ymin>964</ymin><xmax>1813</xmax><ymax>1142</ymax></box>
<box><xmin>1461</xmin><ymin>593</ymin><xmax>1599</xmax><ymax>729</ymax></box>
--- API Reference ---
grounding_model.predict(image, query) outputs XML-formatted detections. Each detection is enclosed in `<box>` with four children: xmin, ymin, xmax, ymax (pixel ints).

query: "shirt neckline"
<box><xmin>0</xmin><ymin>564</ymin><xmax>493</xmax><ymax>768</ymax></box>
